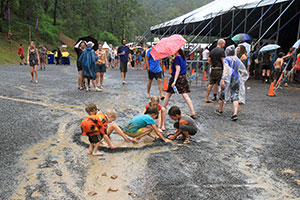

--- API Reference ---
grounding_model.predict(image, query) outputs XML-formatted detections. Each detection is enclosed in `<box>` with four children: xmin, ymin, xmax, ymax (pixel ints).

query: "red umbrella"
<box><xmin>150</xmin><ymin>34</ymin><xmax>187</xmax><ymax>61</ymax></box>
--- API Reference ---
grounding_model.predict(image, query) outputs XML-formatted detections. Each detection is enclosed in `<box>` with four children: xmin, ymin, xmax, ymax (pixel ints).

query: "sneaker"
<box><xmin>231</xmin><ymin>115</ymin><xmax>238</xmax><ymax>121</ymax></box>
<box><xmin>215</xmin><ymin>109</ymin><xmax>223</xmax><ymax>116</ymax></box>
<box><xmin>86</xmin><ymin>87</ymin><xmax>89</xmax><ymax>92</ymax></box>
<box><xmin>95</xmin><ymin>87</ymin><xmax>103</xmax><ymax>92</ymax></box>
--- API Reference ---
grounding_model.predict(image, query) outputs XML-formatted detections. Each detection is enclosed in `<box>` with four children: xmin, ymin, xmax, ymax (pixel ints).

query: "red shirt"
<box><xmin>145</xmin><ymin>104</ymin><xmax>162</xmax><ymax>111</ymax></box>
<box><xmin>18</xmin><ymin>46</ymin><xmax>24</xmax><ymax>56</ymax></box>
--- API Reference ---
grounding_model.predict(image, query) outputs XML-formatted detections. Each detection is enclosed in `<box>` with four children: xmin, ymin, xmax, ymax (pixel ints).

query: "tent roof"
<box><xmin>150</xmin><ymin>0</ymin><xmax>289</xmax><ymax>31</ymax></box>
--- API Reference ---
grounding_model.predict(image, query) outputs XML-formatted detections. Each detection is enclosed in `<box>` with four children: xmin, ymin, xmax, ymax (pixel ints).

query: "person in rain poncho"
<box><xmin>236</xmin><ymin>44</ymin><xmax>249</xmax><ymax>104</ymax></box>
<box><xmin>215</xmin><ymin>45</ymin><xmax>248</xmax><ymax>121</ymax></box>
<box><xmin>79</xmin><ymin>41</ymin><xmax>102</xmax><ymax>92</ymax></box>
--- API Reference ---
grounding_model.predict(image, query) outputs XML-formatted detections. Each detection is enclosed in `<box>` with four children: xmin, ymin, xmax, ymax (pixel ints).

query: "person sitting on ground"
<box><xmin>167</xmin><ymin>106</ymin><xmax>197</xmax><ymax>145</ymax></box>
<box><xmin>143</xmin><ymin>96</ymin><xmax>166</xmax><ymax>131</ymax></box>
<box><xmin>81</xmin><ymin>105</ymin><xmax>132</xmax><ymax>155</ymax></box>
<box><xmin>123</xmin><ymin>107</ymin><xmax>171</xmax><ymax>144</ymax></box>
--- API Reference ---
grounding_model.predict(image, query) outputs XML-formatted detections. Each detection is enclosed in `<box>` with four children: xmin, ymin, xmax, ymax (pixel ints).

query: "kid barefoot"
<box><xmin>132</xmin><ymin>138</ymin><xmax>139</xmax><ymax>144</ymax></box>
<box><xmin>92</xmin><ymin>151</ymin><xmax>104</xmax><ymax>156</ymax></box>
<box><xmin>168</xmin><ymin>134</ymin><xmax>176</xmax><ymax>140</ymax></box>
<box><xmin>87</xmin><ymin>151</ymin><xmax>92</xmax><ymax>155</ymax></box>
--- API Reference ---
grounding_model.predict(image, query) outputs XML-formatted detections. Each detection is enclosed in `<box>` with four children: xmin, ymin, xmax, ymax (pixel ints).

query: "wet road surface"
<box><xmin>0</xmin><ymin>63</ymin><xmax>300</xmax><ymax>199</ymax></box>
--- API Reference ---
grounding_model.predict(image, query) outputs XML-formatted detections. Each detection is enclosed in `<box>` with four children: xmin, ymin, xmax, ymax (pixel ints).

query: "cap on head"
<box><xmin>87</xmin><ymin>41</ymin><xmax>94</xmax><ymax>47</ymax></box>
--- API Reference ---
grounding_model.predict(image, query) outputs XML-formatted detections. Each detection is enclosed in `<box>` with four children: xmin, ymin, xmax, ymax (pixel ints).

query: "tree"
<box><xmin>53</xmin><ymin>0</ymin><xmax>57</xmax><ymax>25</ymax></box>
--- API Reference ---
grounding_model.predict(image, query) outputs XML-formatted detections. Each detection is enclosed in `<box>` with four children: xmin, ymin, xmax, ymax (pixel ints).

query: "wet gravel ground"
<box><xmin>0</xmin><ymin>63</ymin><xmax>300</xmax><ymax>199</ymax></box>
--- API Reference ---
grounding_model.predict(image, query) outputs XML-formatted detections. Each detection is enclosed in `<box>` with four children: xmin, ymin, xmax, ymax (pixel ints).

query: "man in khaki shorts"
<box><xmin>205</xmin><ymin>39</ymin><xmax>226</xmax><ymax>103</ymax></box>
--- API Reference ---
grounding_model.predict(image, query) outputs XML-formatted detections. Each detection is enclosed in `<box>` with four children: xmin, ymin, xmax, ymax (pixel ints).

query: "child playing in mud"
<box><xmin>124</xmin><ymin>107</ymin><xmax>171</xmax><ymax>143</ymax></box>
<box><xmin>167</xmin><ymin>106</ymin><xmax>197</xmax><ymax>144</ymax></box>
<box><xmin>81</xmin><ymin>104</ymin><xmax>131</xmax><ymax>155</ymax></box>
<box><xmin>143</xmin><ymin>96</ymin><xmax>166</xmax><ymax>131</ymax></box>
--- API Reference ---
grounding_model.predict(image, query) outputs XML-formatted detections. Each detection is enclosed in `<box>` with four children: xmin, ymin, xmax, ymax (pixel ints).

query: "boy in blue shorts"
<box><xmin>123</xmin><ymin>107</ymin><xmax>171</xmax><ymax>143</ymax></box>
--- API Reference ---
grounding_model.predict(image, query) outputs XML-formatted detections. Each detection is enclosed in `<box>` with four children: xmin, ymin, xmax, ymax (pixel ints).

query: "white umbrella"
<box><xmin>292</xmin><ymin>39</ymin><xmax>300</xmax><ymax>49</ymax></box>
<box><xmin>259</xmin><ymin>44</ymin><xmax>280</xmax><ymax>53</ymax></box>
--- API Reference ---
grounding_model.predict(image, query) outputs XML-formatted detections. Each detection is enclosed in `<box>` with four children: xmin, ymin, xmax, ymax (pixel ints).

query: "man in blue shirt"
<box><xmin>146</xmin><ymin>44</ymin><xmax>164</xmax><ymax>100</ymax></box>
<box><xmin>117</xmin><ymin>39</ymin><xmax>131</xmax><ymax>84</ymax></box>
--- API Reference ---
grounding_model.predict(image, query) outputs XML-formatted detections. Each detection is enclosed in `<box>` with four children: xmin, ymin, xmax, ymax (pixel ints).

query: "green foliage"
<box><xmin>0</xmin><ymin>0</ymin><xmax>213</xmax><ymax>46</ymax></box>
<box><xmin>98</xmin><ymin>31</ymin><xmax>119</xmax><ymax>47</ymax></box>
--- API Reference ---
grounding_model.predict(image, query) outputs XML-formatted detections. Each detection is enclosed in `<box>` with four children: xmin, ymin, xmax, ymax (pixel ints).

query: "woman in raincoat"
<box><xmin>79</xmin><ymin>42</ymin><xmax>101</xmax><ymax>92</ymax></box>
<box><xmin>215</xmin><ymin>45</ymin><xmax>248</xmax><ymax>121</ymax></box>
<box><xmin>236</xmin><ymin>45</ymin><xmax>249</xmax><ymax>104</ymax></box>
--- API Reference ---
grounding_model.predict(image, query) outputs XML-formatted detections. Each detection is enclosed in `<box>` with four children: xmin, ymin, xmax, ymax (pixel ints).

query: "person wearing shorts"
<box><xmin>167</xmin><ymin>106</ymin><xmax>197</xmax><ymax>144</ymax></box>
<box><xmin>27</xmin><ymin>41</ymin><xmax>40</xmax><ymax>84</ymax></box>
<box><xmin>261</xmin><ymin>52</ymin><xmax>272</xmax><ymax>83</ymax></box>
<box><xmin>163</xmin><ymin>49</ymin><xmax>196</xmax><ymax>119</ymax></box>
<box><xmin>18</xmin><ymin>44</ymin><xmax>26</xmax><ymax>65</ymax></box>
<box><xmin>215</xmin><ymin>45</ymin><xmax>244</xmax><ymax>121</ymax></box>
<box><xmin>205</xmin><ymin>39</ymin><xmax>226</xmax><ymax>103</ymax></box>
<box><xmin>39</xmin><ymin>45</ymin><xmax>47</xmax><ymax>70</ymax></box>
<box><xmin>75</xmin><ymin>41</ymin><xmax>86</xmax><ymax>90</ymax></box>
<box><xmin>117</xmin><ymin>39</ymin><xmax>131</xmax><ymax>84</ymax></box>
<box><xmin>95</xmin><ymin>43</ymin><xmax>108</xmax><ymax>90</ymax></box>
<box><xmin>123</xmin><ymin>107</ymin><xmax>171</xmax><ymax>143</ymax></box>
<box><xmin>146</xmin><ymin>46</ymin><xmax>164</xmax><ymax>99</ymax></box>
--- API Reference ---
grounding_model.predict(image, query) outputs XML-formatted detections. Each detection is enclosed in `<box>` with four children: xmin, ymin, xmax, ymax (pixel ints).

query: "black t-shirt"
<box><xmin>262</xmin><ymin>53</ymin><xmax>271</xmax><ymax>65</ymax></box>
<box><xmin>209</xmin><ymin>47</ymin><xmax>225</xmax><ymax>68</ymax></box>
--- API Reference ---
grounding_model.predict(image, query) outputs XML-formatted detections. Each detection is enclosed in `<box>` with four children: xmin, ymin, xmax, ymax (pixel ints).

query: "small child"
<box><xmin>143</xmin><ymin>96</ymin><xmax>166</xmax><ymax>131</ymax></box>
<box><xmin>124</xmin><ymin>107</ymin><xmax>171</xmax><ymax>143</ymax></box>
<box><xmin>167</xmin><ymin>106</ymin><xmax>197</xmax><ymax>144</ymax></box>
<box><xmin>81</xmin><ymin>105</ymin><xmax>131</xmax><ymax>155</ymax></box>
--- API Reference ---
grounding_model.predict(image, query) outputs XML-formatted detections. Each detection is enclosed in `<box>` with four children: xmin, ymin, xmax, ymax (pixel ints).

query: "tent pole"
<box><xmin>220</xmin><ymin>14</ymin><xmax>222</xmax><ymax>37</ymax></box>
<box><xmin>254</xmin><ymin>0</ymin><xmax>296</xmax><ymax>48</ymax></box>
<box><xmin>259</xmin><ymin>7</ymin><xmax>264</xmax><ymax>41</ymax></box>
<box><xmin>276</xmin><ymin>3</ymin><xmax>282</xmax><ymax>44</ymax></box>
<box><xmin>244</xmin><ymin>9</ymin><xmax>248</xmax><ymax>33</ymax></box>
<box><xmin>209</xmin><ymin>14</ymin><xmax>212</xmax><ymax>43</ymax></box>
<box><xmin>297</xmin><ymin>16</ymin><xmax>300</xmax><ymax>40</ymax></box>
<box><xmin>231</xmin><ymin>10</ymin><xmax>235</xmax><ymax>34</ymax></box>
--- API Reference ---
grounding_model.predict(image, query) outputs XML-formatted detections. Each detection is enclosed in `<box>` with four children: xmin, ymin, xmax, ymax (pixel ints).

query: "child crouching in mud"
<box><xmin>167</xmin><ymin>106</ymin><xmax>197</xmax><ymax>144</ymax></box>
<box><xmin>81</xmin><ymin>104</ymin><xmax>131</xmax><ymax>155</ymax></box>
<box><xmin>123</xmin><ymin>107</ymin><xmax>171</xmax><ymax>143</ymax></box>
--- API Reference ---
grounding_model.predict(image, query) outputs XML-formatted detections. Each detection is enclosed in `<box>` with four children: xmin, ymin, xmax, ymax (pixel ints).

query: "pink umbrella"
<box><xmin>150</xmin><ymin>34</ymin><xmax>187</xmax><ymax>61</ymax></box>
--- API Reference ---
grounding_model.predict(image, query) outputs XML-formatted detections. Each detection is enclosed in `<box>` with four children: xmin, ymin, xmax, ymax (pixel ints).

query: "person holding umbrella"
<box><xmin>117</xmin><ymin>39</ymin><xmax>131</xmax><ymax>84</ymax></box>
<box><xmin>163</xmin><ymin>49</ymin><xmax>197</xmax><ymax>119</ymax></box>
<box><xmin>78</xmin><ymin>42</ymin><xmax>101</xmax><ymax>92</ymax></box>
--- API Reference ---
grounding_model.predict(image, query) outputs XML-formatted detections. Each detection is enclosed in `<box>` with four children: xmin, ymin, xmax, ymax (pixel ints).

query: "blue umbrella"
<box><xmin>292</xmin><ymin>39</ymin><xmax>300</xmax><ymax>49</ymax></box>
<box><xmin>232</xmin><ymin>33</ymin><xmax>253</xmax><ymax>43</ymax></box>
<box><xmin>259</xmin><ymin>44</ymin><xmax>280</xmax><ymax>53</ymax></box>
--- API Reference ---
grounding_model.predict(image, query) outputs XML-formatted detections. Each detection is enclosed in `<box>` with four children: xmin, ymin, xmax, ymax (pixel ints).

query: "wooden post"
<box><xmin>29</xmin><ymin>24</ymin><xmax>31</xmax><ymax>43</ymax></box>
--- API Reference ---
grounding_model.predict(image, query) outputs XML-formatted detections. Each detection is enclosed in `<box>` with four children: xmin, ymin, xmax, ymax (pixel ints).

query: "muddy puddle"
<box><xmin>5</xmin><ymin>94</ymin><xmax>177</xmax><ymax>199</ymax></box>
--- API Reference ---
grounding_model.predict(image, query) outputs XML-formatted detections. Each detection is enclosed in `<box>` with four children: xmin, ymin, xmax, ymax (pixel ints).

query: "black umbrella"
<box><xmin>208</xmin><ymin>37</ymin><xmax>236</xmax><ymax>52</ymax></box>
<box><xmin>75</xmin><ymin>36</ymin><xmax>98</xmax><ymax>51</ymax></box>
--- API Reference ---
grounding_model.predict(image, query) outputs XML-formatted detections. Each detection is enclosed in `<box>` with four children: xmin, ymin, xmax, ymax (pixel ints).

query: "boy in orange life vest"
<box><xmin>81</xmin><ymin>104</ymin><xmax>131</xmax><ymax>155</ymax></box>
<box><xmin>167</xmin><ymin>106</ymin><xmax>197</xmax><ymax>145</ymax></box>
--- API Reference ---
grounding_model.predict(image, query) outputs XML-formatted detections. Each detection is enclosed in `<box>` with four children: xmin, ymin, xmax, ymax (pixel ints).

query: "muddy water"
<box><xmin>3</xmin><ymin>91</ymin><xmax>176</xmax><ymax>199</ymax></box>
